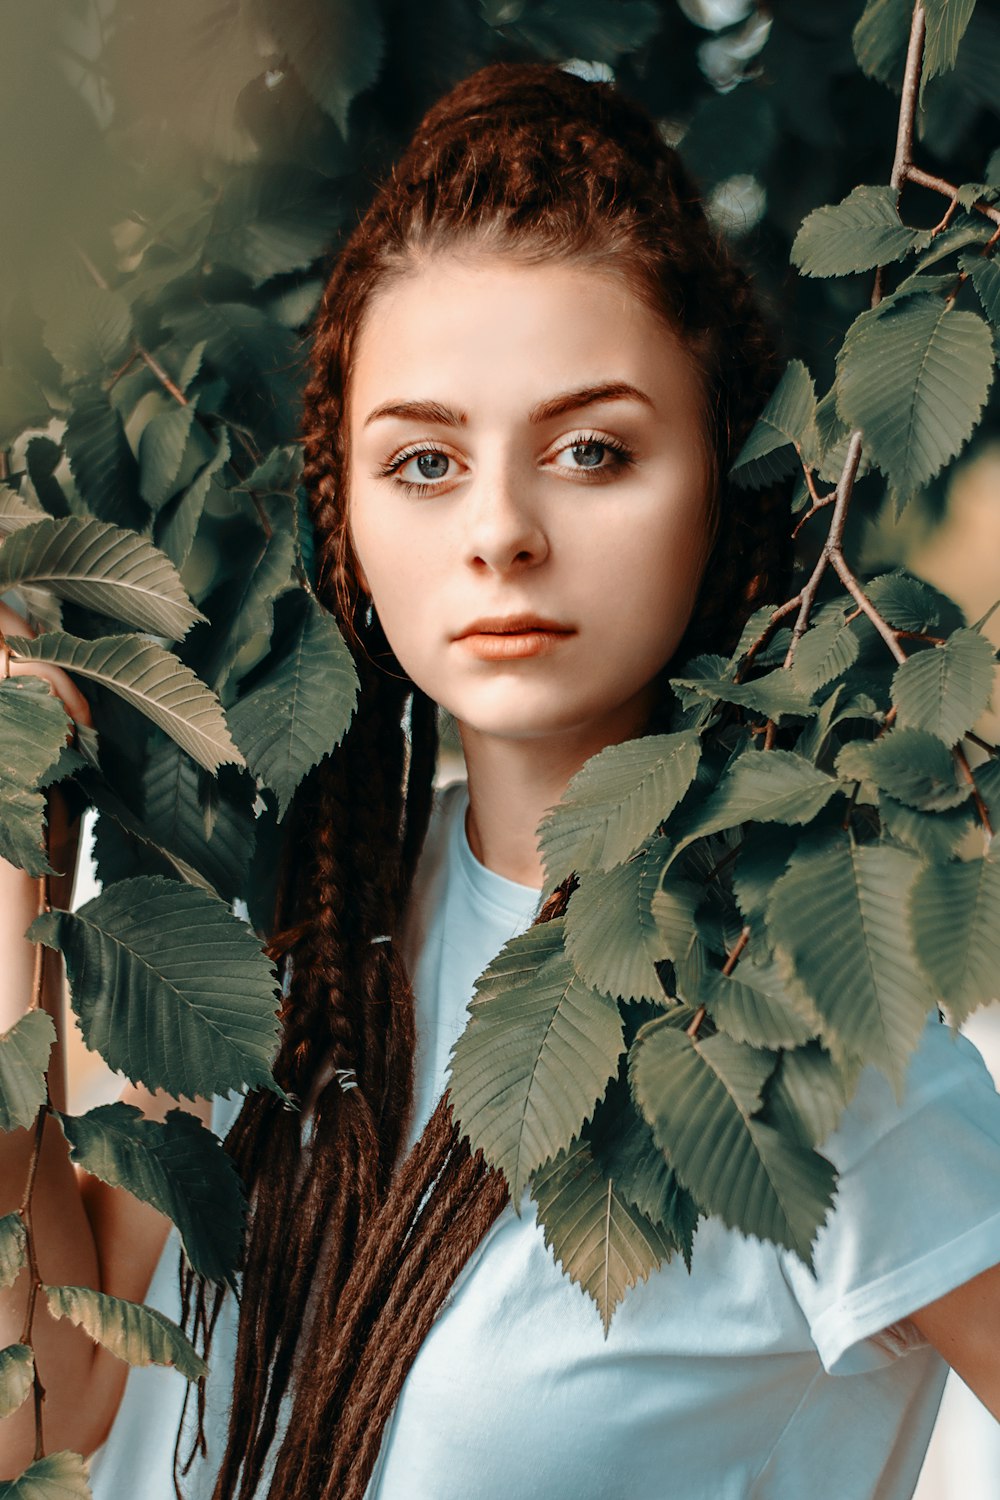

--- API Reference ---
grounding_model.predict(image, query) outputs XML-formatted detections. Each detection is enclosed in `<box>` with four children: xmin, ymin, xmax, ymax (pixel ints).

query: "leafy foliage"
<box><xmin>792</xmin><ymin>186</ymin><xmax>930</xmax><ymax>278</ymax></box>
<box><xmin>0</xmin><ymin>678</ymin><xmax>74</xmax><ymax>876</ymax></box>
<box><xmin>909</xmin><ymin>856</ymin><xmax>1000</xmax><ymax>1025</ymax></box>
<box><xmin>0</xmin><ymin>1451</ymin><xmax>92</xmax><ymax>1500</ymax></box>
<box><xmin>0</xmin><ymin>1011</ymin><xmax>56</xmax><ymax>1132</ymax></box>
<box><xmin>0</xmin><ymin>1344</ymin><xmax>34</xmax><ymax>1420</ymax></box>
<box><xmin>0</xmin><ymin>1214</ymin><xmax>27</xmax><ymax>1291</ymax></box>
<box><xmin>891</xmin><ymin>629</ymin><xmax>995</xmax><ymax>743</ymax></box>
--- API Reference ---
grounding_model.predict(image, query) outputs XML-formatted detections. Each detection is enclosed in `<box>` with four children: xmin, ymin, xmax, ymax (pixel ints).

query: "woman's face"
<box><xmin>347</xmin><ymin>251</ymin><xmax>713</xmax><ymax>748</ymax></box>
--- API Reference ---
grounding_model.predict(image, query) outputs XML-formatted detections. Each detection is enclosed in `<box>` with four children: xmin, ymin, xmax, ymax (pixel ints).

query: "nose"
<box><xmin>463</xmin><ymin>459</ymin><xmax>549</xmax><ymax>576</ymax></box>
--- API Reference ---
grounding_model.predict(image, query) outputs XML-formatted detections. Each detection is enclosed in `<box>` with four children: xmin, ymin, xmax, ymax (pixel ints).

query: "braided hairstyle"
<box><xmin>190</xmin><ymin>61</ymin><xmax>791</xmax><ymax>1500</ymax></box>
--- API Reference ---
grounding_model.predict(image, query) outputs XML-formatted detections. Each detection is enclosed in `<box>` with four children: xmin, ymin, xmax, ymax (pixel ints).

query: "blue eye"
<box><xmin>410</xmin><ymin>451</ymin><xmax>450</xmax><ymax>481</ymax></box>
<box><xmin>569</xmin><ymin>441</ymin><xmax>608</xmax><ymax>469</ymax></box>
<box><xmin>553</xmin><ymin>433</ymin><xmax>634</xmax><ymax>476</ymax></box>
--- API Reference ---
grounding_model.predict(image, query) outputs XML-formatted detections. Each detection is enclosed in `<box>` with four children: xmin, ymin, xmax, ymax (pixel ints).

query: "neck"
<box><xmin>458</xmin><ymin>697</ymin><xmax>653</xmax><ymax>888</ymax></box>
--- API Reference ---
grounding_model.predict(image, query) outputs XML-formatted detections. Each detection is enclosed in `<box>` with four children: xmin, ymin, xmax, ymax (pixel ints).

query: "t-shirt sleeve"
<box><xmin>779</xmin><ymin>1012</ymin><xmax>1000</xmax><ymax>1376</ymax></box>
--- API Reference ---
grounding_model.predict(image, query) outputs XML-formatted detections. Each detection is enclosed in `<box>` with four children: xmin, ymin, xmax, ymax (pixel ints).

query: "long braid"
<box><xmin>189</xmin><ymin>62</ymin><xmax>793</xmax><ymax>1500</ymax></box>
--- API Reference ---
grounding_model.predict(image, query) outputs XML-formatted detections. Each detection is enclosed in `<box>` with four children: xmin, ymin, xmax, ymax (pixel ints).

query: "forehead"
<box><xmin>348</xmin><ymin>251</ymin><xmax>703</xmax><ymax>426</ymax></box>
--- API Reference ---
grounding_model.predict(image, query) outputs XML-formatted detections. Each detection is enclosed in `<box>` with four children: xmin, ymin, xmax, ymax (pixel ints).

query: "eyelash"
<box><xmin>376</xmin><ymin>432</ymin><xmax>636</xmax><ymax>494</ymax></box>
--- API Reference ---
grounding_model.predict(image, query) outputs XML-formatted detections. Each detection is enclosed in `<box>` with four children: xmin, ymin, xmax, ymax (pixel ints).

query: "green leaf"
<box><xmin>0</xmin><ymin>1213</ymin><xmax>27</xmax><ymax>1290</ymax></box>
<box><xmin>768</xmin><ymin>841</ymin><xmax>931</xmax><ymax>1089</ymax></box>
<box><xmin>260</xmin><ymin>0</ymin><xmax>384</xmax><ymax>132</ymax></box>
<box><xmin>0</xmin><ymin>1450</ymin><xmax>92</xmax><ymax>1499</ymax></box>
<box><xmin>138</xmin><ymin>742</ymin><xmax>255</xmax><ymax>901</ymax></box>
<box><xmin>537</xmin><ymin>732</ymin><xmax>700</xmax><ymax>886</ymax></box>
<box><xmin>29</xmin><ymin>876</ymin><xmax>280</xmax><ymax>1099</ymax></box>
<box><xmin>730</xmin><ymin>360</ymin><xmax>818</xmax><ymax>488</ymax></box>
<box><xmin>42</xmin><ymin>286</ymin><xmax>133</xmax><ymax>378</ymax></box>
<box><xmin>0</xmin><ymin>1011</ymin><xmax>55</xmax><ymax>1132</ymax></box>
<box><xmin>63</xmin><ymin>389</ymin><xmax>146</xmax><ymax>531</ymax></box>
<box><xmin>880</xmin><ymin>793</ymin><xmax>975</xmax><ymax>860</ymax></box>
<box><xmin>853</xmin><ymin>0</ymin><xmax>911</xmax><ymax>87</ymax></box>
<box><xmin>587</xmin><ymin>1071</ymin><xmax>699</xmax><ymax>1262</ymax></box>
<box><xmin>838</xmin><ymin>728</ymin><xmax>969</xmax><ymax>811</ymax></box>
<box><xmin>138</xmin><ymin>401</ymin><xmax>199</xmax><ymax>510</ymax></box>
<box><xmin>155</xmin><ymin>429</ymin><xmax>230</xmax><ymax>573</ymax></box>
<box><xmin>0</xmin><ymin>518</ymin><xmax>204</xmax><ymax>639</ymax></box>
<box><xmin>892</xmin><ymin>629</ymin><xmax>995</xmax><ymax>743</ymax></box>
<box><xmin>792</xmin><ymin>186</ymin><xmax>930</xmax><ymax>278</ymax></box>
<box><xmin>630</xmin><ymin>1022</ymin><xmax>835</xmax><ymax>1263</ymax></box>
<box><xmin>670</xmin><ymin>663</ymin><xmax>815</xmax><ymax>720</ymax></box>
<box><xmin>449</xmin><ymin>921</ymin><xmax>623</xmax><ymax>1202</ymax></box>
<box><xmin>0</xmin><ymin>369</ymin><xmax>50</xmax><ymax>447</ymax></box>
<box><xmin>58</xmin><ymin>1102</ymin><xmax>245</xmax><ymax>1283</ymax></box>
<box><xmin>836</xmin><ymin>297</ymin><xmax>995</xmax><ymax>499</ymax></box>
<box><xmin>564</xmin><ymin>853</ymin><xmax>666</xmax><ymax>1003</ymax></box>
<box><xmin>0</xmin><ymin>1344</ymin><xmax>33</xmax><ymax>1419</ymax></box>
<box><xmin>45</xmin><ymin>1283</ymin><xmax>206</xmax><ymax>1381</ymax></box>
<box><xmin>530</xmin><ymin>1134</ymin><xmax>678</xmax><ymax>1333</ymax></box>
<box><xmin>964</xmin><ymin>256</ymin><xmax>1000</xmax><ymax>327</ymax></box>
<box><xmin>865</xmin><ymin>571</ymin><xmax>947</xmax><ymax>633</ymax></box>
<box><xmin>0</xmin><ymin>677</ymin><xmax>74</xmax><ymax>876</ymax></box>
<box><xmin>764</xmin><ymin>1042</ymin><xmax>853</xmax><ymax>1150</ymax></box>
<box><xmin>699</xmin><ymin>960</ymin><xmax>817</xmax><ymax>1050</ymax></box>
<box><xmin>228</xmin><ymin>589</ymin><xmax>358</xmax><ymax>817</ymax></box>
<box><xmin>792</xmin><ymin>614</ymin><xmax>860</xmax><ymax>694</ymax></box>
<box><xmin>649</xmin><ymin>876</ymin><xmax>705</xmax><ymax>996</ymax></box>
<box><xmin>7</xmin><ymin>632</ymin><xmax>242</xmax><ymax>775</ymax></box>
<box><xmin>923</xmin><ymin>0</ymin><xmax>978</xmax><ymax>82</ymax></box>
<box><xmin>0</xmin><ymin>488</ymin><xmax>47</xmax><ymax>537</ymax></box>
<box><xmin>201</xmin><ymin>531</ymin><xmax>297</xmax><ymax>691</ymax></box>
<box><xmin>909</xmin><ymin>855</ymin><xmax>1000</xmax><ymax>1025</ymax></box>
<box><xmin>206</xmin><ymin>167</ymin><xmax>345</xmax><ymax>287</ymax></box>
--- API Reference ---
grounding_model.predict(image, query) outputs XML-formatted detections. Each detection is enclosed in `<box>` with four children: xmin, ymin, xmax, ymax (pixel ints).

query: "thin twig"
<box><xmin>965</xmin><ymin>730</ymin><xmax>998</xmax><ymax>757</ymax></box>
<box><xmin>686</xmin><ymin>927</ymin><xmax>751</xmax><ymax>1039</ymax></box>
<box><xmin>19</xmin><ymin>1105</ymin><xmax>49</xmax><ymax>1460</ymax></box>
<box><xmin>905</xmin><ymin>164</ymin><xmax>1000</xmax><ymax>229</ymax></box>
<box><xmin>955</xmin><ymin>745</ymin><xmax>994</xmax><ymax>838</ymax></box>
<box><xmin>891</xmin><ymin>5</ymin><xmax>926</xmax><ymax>193</ymax></box>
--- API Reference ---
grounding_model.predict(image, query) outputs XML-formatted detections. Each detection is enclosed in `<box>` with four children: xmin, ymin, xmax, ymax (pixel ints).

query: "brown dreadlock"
<box><xmin>184</xmin><ymin>61</ymin><xmax>791</xmax><ymax>1500</ymax></box>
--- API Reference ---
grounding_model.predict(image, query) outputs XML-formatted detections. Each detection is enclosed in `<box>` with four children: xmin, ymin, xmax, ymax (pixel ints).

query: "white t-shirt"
<box><xmin>89</xmin><ymin>780</ymin><xmax>1000</xmax><ymax>1499</ymax></box>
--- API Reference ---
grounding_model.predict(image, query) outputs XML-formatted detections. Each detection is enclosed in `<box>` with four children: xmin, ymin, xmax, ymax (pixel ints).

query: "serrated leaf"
<box><xmin>892</xmin><ymin>629</ymin><xmax>995</xmax><ymax>743</ymax></box>
<box><xmin>880</xmin><ymin>793</ymin><xmax>975</xmax><ymax>860</ymax></box>
<box><xmin>670</xmin><ymin>663</ymin><xmax>815</xmax><ymax>720</ymax></box>
<box><xmin>923</xmin><ymin>0</ymin><xmax>977</xmax><ymax>82</ymax></box>
<box><xmin>7</xmin><ymin>632</ymin><xmax>242</xmax><ymax>774</ymax></box>
<box><xmin>838</xmin><ymin>728</ymin><xmax>969</xmax><ymax>811</ymax></box>
<box><xmin>0</xmin><ymin>488</ymin><xmax>47</xmax><ymax>537</ymax></box>
<box><xmin>206</xmin><ymin>167</ymin><xmax>344</xmax><ymax>287</ymax></box>
<box><xmin>138</xmin><ymin>401</ymin><xmax>199</xmax><ymax>510</ymax></box>
<box><xmin>792</xmin><ymin>614</ymin><xmax>860</xmax><ymax>694</ymax></box>
<box><xmin>263</xmin><ymin>0</ymin><xmax>385</xmax><ymax>132</ymax></box>
<box><xmin>630</xmin><ymin>1022</ymin><xmax>834</xmax><ymax>1263</ymax></box>
<box><xmin>587</xmin><ymin>1079</ymin><xmax>700</xmax><ymax>1272</ymax></box>
<box><xmin>910</xmin><ymin>855</ymin><xmax>1000</xmax><ymax>1025</ymax></box>
<box><xmin>58</xmin><ymin>1102</ymin><xmax>245</xmax><ymax>1283</ymax></box>
<box><xmin>865</xmin><ymin>571</ymin><xmax>944</xmax><ymax>633</ymax></box>
<box><xmin>138</xmin><ymin>742</ymin><xmax>255</xmax><ymax>901</ymax></box>
<box><xmin>768</xmin><ymin>841</ymin><xmax>931</xmax><ymax>1089</ymax></box>
<box><xmin>671</xmin><ymin>749</ymin><xmax>840</xmax><ymax>862</ymax></box>
<box><xmin>853</xmin><ymin>0</ymin><xmax>911</xmax><ymax>87</ymax></box>
<box><xmin>45</xmin><ymin>1283</ymin><xmax>206</xmax><ymax>1380</ymax></box>
<box><xmin>792</xmin><ymin>186</ymin><xmax>930</xmax><ymax>278</ymax></box>
<box><xmin>764</xmin><ymin>1042</ymin><xmax>853</xmax><ymax>1149</ymax></box>
<box><xmin>0</xmin><ymin>1344</ymin><xmax>33</xmax><ymax>1419</ymax></box>
<box><xmin>0</xmin><ymin>1450</ymin><xmax>92</xmax><ymax>1499</ymax></box>
<box><xmin>530</xmin><ymin>1134</ymin><xmax>678</xmax><ymax>1333</ymax></box>
<box><xmin>42</xmin><ymin>286</ymin><xmax>133</xmax><ymax>378</ymax></box>
<box><xmin>155</xmin><ymin>429</ymin><xmax>231</xmax><ymax>572</ymax></box>
<box><xmin>964</xmin><ymin>256</ymin><xmax>1000</xmax><ymax>327</ymax></box>
<box><xmin>0</xmin><ymin>677</ymin><xmax>74</xmax><ymax>876</ymax></box>
<box><xmin>564</xmin><ymin>853</ymin><xmax>666</xmax><ymax>1003</ymax></box>
<box><xmin>200</xmin><ymin>531</ymin><xmax>297</xmax><ymax>691</ymax></box>
<box><xmin>0</xmin><ymin>518</ymin><xmax>204</xmax><ymax>639</ymax></box>
<box><xmin>449</xmin><ymin>921</ymin><xmax>623</xmax><ymax>1202</ymax></box>
<box><xmin>0</xmin><ymin>1010</ymin><xmax>55</xmax><ymax>1132</ymax></box>
<box><xmin>699</xmin><ymin>960</ymin><xmax>817</xmax><ymax>1050</ymax></box>
<box><xmin>836</xmin><ymin>297</ymin><xmax>994</xmax><ymax>499</ymax></box>
<box><xmin>537</xmin><ymin>732</ymin><xmax>700</xmax><ymax>887</ymax></box>
<box><xmin>228</xmin><ymin>588</ymin><xmax>358</xmax><ymax>817</ymax></box>
<box><xmin>63</xmin><ymin>389</ymin><xmax>146</xmax><ymax>531</ymax></box>
<box><xmin>733</xmin><ymin>826</ymin><xmax>797</xmax><ymax>924</ymax></box>
<box><xmin>730</xmin><ymin>360</ymin><xmax>818</xmax><ymax>488</ymax></box>
<box><xmin>29</xmin><ymin>876</ymin><xmax>280</xmax><ymax>1099</ymax></box>
<box><xmin>0</xmin><ymin>1214</ymin><xmax>27</xmax><ymax>1290</ymax></box>
<box><xmin>649</xmin><ymin>874</ymin><xmax>704</xmax><ymax>996</ymax></box>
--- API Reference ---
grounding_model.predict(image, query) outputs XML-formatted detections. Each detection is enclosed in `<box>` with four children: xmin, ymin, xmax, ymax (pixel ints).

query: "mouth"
<box><xmin>454</xmin><ymin>614</ymin><xmax>576</xmax><ymax>661</ymax></box>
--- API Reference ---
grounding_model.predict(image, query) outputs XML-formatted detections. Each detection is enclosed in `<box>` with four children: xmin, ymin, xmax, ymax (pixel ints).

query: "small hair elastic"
<box><xmin>370</xmin><ymin>934</ymin><xmax>392</xmax><ymax>944</ymax></box>
<box><xmin>334</xmin><ymin>1067</ymin><xmax>358</xmax><ymax>1092</ymax></box>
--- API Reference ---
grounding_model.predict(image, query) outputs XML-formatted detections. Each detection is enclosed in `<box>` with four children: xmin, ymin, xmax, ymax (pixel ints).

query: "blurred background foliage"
<box><xmin>0</xmin><ymin>0</ymin><xmax>998</xmax><ymax>930</ymax></box>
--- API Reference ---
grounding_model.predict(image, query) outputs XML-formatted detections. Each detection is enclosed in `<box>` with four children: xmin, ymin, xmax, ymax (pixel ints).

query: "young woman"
<box><xmin>2</xmin><ymin>60</ymin><xmax>1000</xmax><ymax>1500</ymax></box>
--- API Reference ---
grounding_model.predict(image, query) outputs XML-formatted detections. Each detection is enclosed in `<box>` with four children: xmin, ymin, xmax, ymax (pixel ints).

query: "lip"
<box><xmin>454</xmin><ymin>614</ymin><xmax>576</xmax><ymax>662</ymax></box>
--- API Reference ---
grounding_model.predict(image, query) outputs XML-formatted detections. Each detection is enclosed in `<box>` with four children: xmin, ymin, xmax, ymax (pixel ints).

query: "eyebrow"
<box><xmin>362</xmin><ymin>381</ymin><xmax>655</xmax><ymax>429</ymax></box>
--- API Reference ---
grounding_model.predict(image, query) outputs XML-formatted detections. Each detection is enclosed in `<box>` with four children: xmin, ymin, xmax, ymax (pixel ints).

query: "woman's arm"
<box><xmin>912</xmin><ymin>1261</ymin><xmax>1000</xmax><ymax>1421</ymax></box>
